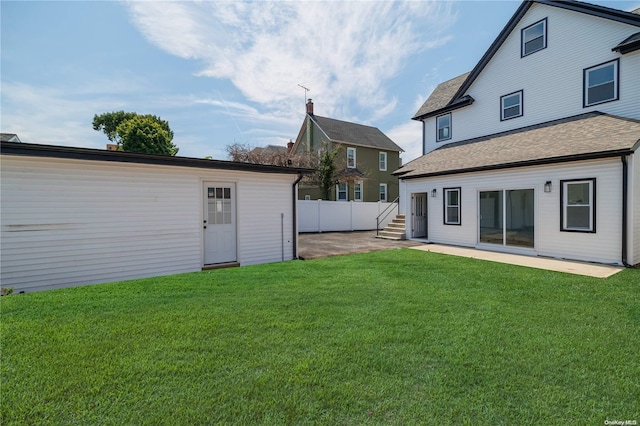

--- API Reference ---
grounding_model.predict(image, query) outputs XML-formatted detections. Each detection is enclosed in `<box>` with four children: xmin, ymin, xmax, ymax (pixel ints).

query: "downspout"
<box><xmin>292</xmin><ymin>172</ymin><xmax>305</xmax><ymax>260</ymax></box>
<box><xmin>621</xmin><ymin>155</ymin><xmax>631</xmax><ymax>267</ymax></box>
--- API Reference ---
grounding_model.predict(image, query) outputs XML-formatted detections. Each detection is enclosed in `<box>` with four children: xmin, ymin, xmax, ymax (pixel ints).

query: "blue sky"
<box><xmin>2</xmin><ymin>1</ymin><xmax>638</xmax><ymax>163</ymax></box>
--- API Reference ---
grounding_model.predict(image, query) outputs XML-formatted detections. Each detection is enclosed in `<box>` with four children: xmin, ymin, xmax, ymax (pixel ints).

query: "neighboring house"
<box><xmin>1</xmin><ymin>133</ymin><xmax>21</xmax><ymax>142</ymax></box>
<box><xmin>394</xmin><ymin>0</ymin><xmax>640</xmax><ymax>266</ymax></box>
<box><xmin>1</xmin><ymin>141</ymin><xmax>310</xmax><ymax>292</ymax></box>
<box><xmin>290</xmin><ymin>99</ymin><xmax>404</xmax><ymax>202</ymax></box>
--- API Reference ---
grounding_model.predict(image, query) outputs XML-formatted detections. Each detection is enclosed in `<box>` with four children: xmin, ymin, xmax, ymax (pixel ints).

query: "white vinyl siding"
<box><xmin>402</xmin><ymin>158</ymin><xmax>623</xmax><ymax>265</ymax></box>
<box><xmin>422</xmin><ymin>4</ymin><xmax>640</xmax><ymax>154</ymax></box>
<box><xmin>1</xmin><ymin>156</ymin><xmax>297</xmax><ymax>292</ymax></box>
<box><xmin>632</xmin><ymin>154</ymin><xmax>640</xmax><ymax>265</ymax></box>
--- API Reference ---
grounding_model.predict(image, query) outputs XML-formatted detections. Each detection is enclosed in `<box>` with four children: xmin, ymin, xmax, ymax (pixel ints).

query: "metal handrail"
<box><xmin>376</xmin><ymin>196</ymin><xmax>400</xmax><ymax>236</ymax></box>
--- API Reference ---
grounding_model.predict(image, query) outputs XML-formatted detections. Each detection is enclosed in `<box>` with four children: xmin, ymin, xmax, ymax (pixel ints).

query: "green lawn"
<box><xmin>1</xmin><ymin>249</ymin><xmax>639</xmax><ymax>425</ymax></box>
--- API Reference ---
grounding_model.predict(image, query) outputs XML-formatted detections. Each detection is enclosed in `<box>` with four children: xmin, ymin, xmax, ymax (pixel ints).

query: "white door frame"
<box><xmin>203</xmin><ymin>182</ymin><xmax>238</xmax><ymax>265</ymax></box>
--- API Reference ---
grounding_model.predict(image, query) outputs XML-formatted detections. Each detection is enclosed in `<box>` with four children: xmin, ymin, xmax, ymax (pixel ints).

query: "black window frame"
<box><xmin>583</xmin><ymin>59</ymin><xmax>619</xmax><ymax>108</ymax></box>
<box><xmin>436</xmin><ymin>113</ymin><xmax>452</xmax><ymax>142</ymax></box>
<box><xmin>443</xmin><ymin>187</ymin><xmax>461</xmax><ymax>225</ymax></box>
<box><xmin>500</xmin><ymin>90</ymin><xmax>524</xmax><ymax>121</ymax></box>
<box><xmin>521</xmin><ymin>18</ymin><xmax>547</xmax><ymax>57</ymax></box>
<box><xmin>560</xmin><ymin>178</ymin><xmax>596</xmax><ymax>233</ymax></box>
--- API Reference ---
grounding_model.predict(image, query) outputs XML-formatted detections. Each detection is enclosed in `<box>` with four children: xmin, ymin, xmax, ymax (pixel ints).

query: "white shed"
<box><xmin>1</xmin><ymin>142</ymin><xmax>309</xmax><ymax>292</ymax></box>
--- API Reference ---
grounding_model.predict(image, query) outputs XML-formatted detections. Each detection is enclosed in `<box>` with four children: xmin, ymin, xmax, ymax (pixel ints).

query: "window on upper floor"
<box><xmin>521</xmin><ymin>18</ymin><xmax>547</xmax><ymax>57</ymax></box>
<box><xmin>583</xmin><ymin>59</ymin><xmax>619</xmax><ymax>108</ymax></box>
<box><xmin>501</xmin><ymin>90</ymin><xmax>523</xmax><ymax>121</ymax></box>
<box><xmin>436</xmin><ymin>113</ymin><xmax>451</xmax><ymax>142</ymax></box>
<box><xmin>561</xmin><ymin>178</ymin><xmax>596</xmax><ymax>232</ymax></box>
<box><xmin>347</xmin><ymin>147</ymin><xmax>356</xmax><ymax>168</ymax></box>
<box><xmin>379</xmin><ymin>152</ymin><xmax>387</xmax><ymax>171</ymax></box>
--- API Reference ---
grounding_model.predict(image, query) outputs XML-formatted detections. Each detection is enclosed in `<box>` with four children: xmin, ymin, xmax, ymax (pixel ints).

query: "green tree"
<box><xmin>317</xmin><ymin>148</ymin><xmax>338</xmax><ymax>200</ymax></box>
<box><xmin>93</xmin><ymin>111</ymin><xmax>177</xmax><ymax>156</ymax></box>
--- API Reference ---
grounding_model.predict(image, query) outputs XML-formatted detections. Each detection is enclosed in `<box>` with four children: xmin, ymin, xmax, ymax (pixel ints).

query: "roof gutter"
<box><xmin>393</xmin><ymin>148</ymin><xmax>634</xmax><ymax>179</ymax></box>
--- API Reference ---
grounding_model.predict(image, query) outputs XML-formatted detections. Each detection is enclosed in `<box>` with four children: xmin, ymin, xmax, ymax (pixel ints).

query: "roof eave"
<box><xmin>397</xmin><ymin>148</ymin><xmax>635</xmax><ymax>180</ymax></box>
<box><xmin>0</xmin><ymin>141</ymin><xmax>313</xmax><ymax>175</ymax></box>
<box><xmin>412</xmin><ymin>96</ymin><xmax>475</xmax><ymax>121</ymax></box>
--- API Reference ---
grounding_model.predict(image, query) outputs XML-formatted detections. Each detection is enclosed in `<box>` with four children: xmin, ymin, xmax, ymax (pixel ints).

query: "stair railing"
<box><xmin>376</xmin><ymin>197</ymin><xmax>400</xmax><ymax>236</ymax></box>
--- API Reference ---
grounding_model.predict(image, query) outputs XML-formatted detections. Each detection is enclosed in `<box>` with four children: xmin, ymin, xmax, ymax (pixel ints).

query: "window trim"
<box><xmin>379</xmin><ymin>183</ymin><xmax>388</xmax><ymax>202</ymax></box>
<box><xmin>500</xmin><ymin>90</ymin><xmax>523</xmax><ymax>121</ymax></box>
<box><xmin>583</xmin><ymin>59</ymin><xmax>619</xmax><ymax>108</ymax></box>
<box><xmin>346</xmin><ymin>147</ymin><xmax>356</xmax><ymax>169</ymax></box>
<box><xmin>336</xmin><ymin>182</ymin><xmax>348</xmax><ymax>202</ymax></box>
<box><xmin>443</xmin><ymin>187</ymin><xmax>461</xmax><ymax>226</ymax></box>
<box><xmin>560</xmin><ymin>178</ymin><xmax>596</xmax><ymax>233</ymax></box>
<box><xmin>436</xmin><ymin>113</ymin><xmax>452</xmax><ymax>142</ymax></box>
<box><xmin>521</xmin><ymin>18</ymin><xmax>547</xmax><ymax>57</ymax></box>
<box><xmin>354</xmin><ymin>181</ymin><xmax>363</xmax><ymax>202</ymax></box>
<box><xmin>379</xmin><ymin>152</ymin><xmax>387</xmax><ymax>171</ymax></box>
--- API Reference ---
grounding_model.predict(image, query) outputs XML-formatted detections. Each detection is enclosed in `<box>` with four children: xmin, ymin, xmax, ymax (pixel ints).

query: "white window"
<box><xmin>561</xmin><ymin>179</ymin><xmax>595</xmax><ymax>232</ymax></box>
<box><xmin>444</xmin><ymin>187</ymin><xmax>461</xmax><ymax>225</ymax></box>
<box><xmin>354</xmin><ymin>181</ymin><xmax>363</xmax><ymax>202</ymax></box>
<box><xmin>337</xmin><ymin>183</ymin><xmax>348</xmax><ymax>201</ymax></box>
<box><xmin>379</xmin><ymin>152</ymin><xmax>387</xmax><ymax>171</ymax></box>
<box><xmin>436</xmin><ymin>114</ymin><xmax>451</xmax><ymax>142</ymax></box>
<box><xmin>304</xmin><ymin>195</ymin><xmax>311</xmax><ymax>200</ymax></box>
<box><xmin>379</xmin><ymin>183</ymin><xmax>387</xmax><ymax>202</ymax></box>
<box><xmin>521</xmin><ymin>18</ymin><xmax>547</xmax><ymax>57</ymax></box>
<box><xmin>584</xmin><ymin>60</ymin><xmax>618</xmax><ymax>107</ymax></box>
<box><xmin>347</xmin><ymin>147</ymin><xmax>356</xmax><ymax>168</ymax></box>
<box><xmin>501</xmin><ymin>90</ymin><xmax>523</xmax><ymax>121</ymax></box>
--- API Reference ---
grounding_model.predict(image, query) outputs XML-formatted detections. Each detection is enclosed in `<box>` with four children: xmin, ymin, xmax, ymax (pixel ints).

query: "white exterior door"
<box><xmin>203</xmin><ymin>183</ymin><xmax>237</xmax><ymax>264</ymax></box>
<box><xmin>412</xmin><ymin>193</ymin><xmax>427</xmax><ymax>238</ymax></box>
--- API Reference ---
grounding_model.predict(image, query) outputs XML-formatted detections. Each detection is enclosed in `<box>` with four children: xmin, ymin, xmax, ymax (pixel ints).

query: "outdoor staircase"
<box><xmin>376</xmin><ymin>214</ymin><xmax>406</xmax><ymax>240</ymax></box>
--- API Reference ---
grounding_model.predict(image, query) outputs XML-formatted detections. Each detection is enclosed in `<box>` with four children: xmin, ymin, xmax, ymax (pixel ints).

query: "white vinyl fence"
<box><xmin>298</xmin><ymin>200</ymin><xmax>398</xmax><ymax>233</ymax></box>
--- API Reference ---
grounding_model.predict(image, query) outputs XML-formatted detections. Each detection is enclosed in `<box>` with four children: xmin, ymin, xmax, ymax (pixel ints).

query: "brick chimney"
<box><xmin>306</xmin><ymin>98</ymin><xmax>314</xmax><ymax>115</ymax></box>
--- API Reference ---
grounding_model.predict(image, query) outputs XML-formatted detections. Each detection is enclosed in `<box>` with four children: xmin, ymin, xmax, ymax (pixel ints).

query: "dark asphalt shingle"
<box><xmin>311</xmin><ymin>115</ymin><xmax>403</xmax><ymax>152</ymax></box>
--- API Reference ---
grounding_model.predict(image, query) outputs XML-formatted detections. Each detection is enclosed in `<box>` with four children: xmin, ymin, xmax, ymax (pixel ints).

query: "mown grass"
<box><xmin>1</xmin><ymin>249</ymin><xmax>639</xmax><ymax>425</ymax></box>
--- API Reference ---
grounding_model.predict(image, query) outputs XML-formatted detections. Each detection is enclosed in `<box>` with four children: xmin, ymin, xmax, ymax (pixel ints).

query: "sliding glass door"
<box><xmin>479</xmin><ymin>189</ymin><xmax>534</xmax><ymax>249</ymax></box>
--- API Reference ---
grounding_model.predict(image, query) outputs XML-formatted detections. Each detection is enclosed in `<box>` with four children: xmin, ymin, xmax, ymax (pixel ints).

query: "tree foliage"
<box><xmin>93</xmin><ymin>111</ymin><xmax>178</xmax><ymax>156</ymax></box>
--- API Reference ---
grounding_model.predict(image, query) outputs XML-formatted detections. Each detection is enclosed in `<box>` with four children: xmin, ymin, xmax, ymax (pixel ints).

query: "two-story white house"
<box><xmin>394</xmin><ymin>0</ymin><xmax>640</xmax><ymax>266</ymax></box>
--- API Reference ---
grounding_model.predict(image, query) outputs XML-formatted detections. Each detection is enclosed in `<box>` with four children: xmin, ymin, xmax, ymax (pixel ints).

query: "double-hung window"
<box><xmin>337</xmin><ymin>183</ymin><xmax>348</xmax><ymax>201</ymax></box>
<box><xmin>584</xmin><ymin>59</ymin><xmax>619</xmax><ymax>107</ymax></box>
<box><xmin>379</xmin><ymin>152</ymin><xmax>387</xmax><ymax>171</ymax></box>
<box><xmin>501</xmin><ymin>90</ymin><xmax>523</xmax><ymax>121</ymax></box>
<box><xmin>379</xmin><ymin>183</ymin><xmax>387</xmax><ymax>202</ymax></box>
<box><xmin>444</xmin><ymin>187</ymin><xmax>461</xmax><ymax>225</ymax></box>
<box><xmin>561</xmin><ymin>179</ymin><xmax>595</xmax><ymax>232</ymax></box>
<box><xmin>436</xmin><ymin>113</ymin><xmax>451</xmax><ymax>142</ymax></box>
<box><xmin>521</xmin><ymin>18</ymin><xmax>547</xmax><ymax>57</ymax></box>
<box><xmin>347</xmin><ymin>147</ymin><xmax>356</xmax><ymax>168</ymax></box>
<box><xmin>354</xmin><ymin>181</ymin><xmax>363</xmax><ymax>202</ymax></box>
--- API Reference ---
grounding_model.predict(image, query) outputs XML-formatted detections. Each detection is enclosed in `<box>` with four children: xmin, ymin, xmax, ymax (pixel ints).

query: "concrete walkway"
<box><xmin>410</xmin><ymin>244</ymin><xmax>624</xmax><ymax>278</ymax></box>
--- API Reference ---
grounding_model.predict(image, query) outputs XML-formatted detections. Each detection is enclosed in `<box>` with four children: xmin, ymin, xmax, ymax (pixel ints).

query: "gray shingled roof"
<box><xmin>394</xmin><ymin>112</ymin><xmax>640</xmax><ymax>179</ymax></box>
<box><xmin>412</xmin><ymin>72</ymin><xmax>470</xmax><ymax>120</ymax></box>
<box><xmin>311</xmin><ymin>115</ymin><xmax>403</xmax><ymax>152</ymax></box>
<box><xmin>613</xmin><ymin>31</ymin><xmax>640</xmax><ymax>53</ymax></box>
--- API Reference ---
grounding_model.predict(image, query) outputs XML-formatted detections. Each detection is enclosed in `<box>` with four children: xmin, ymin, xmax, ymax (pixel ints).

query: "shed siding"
<box><xmin>403</xmin><ymin>158</ymin><xmax>623</xmax><ymax>265</ymax></box>
<box><xmin>1</xmin><ymin>155</ymin><xmax>297</xmax><ymax>292</ymax></box>
<box><xmin>424</xmin><ymin>4</ymin><xmax>640</xmax><ymax>154</ymax></box>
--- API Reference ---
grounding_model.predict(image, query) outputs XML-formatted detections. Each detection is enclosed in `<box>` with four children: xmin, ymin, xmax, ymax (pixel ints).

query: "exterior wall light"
<box><xmin>544</xmin><ymin>181</ymin><xmax>552</xmax><ymax>193</ymax></box>
<box><xmin>431</xmin><ymin>188</ymin><xmax>437</xmax><ymax>198</ymax></box>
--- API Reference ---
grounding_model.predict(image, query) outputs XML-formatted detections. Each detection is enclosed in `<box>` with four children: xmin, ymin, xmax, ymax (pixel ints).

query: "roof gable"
<box><xmin>310</xmin><ymin>115</ymin><xmax>404</xmax><ymax>152</ymax></box>
<box><xmin>416</xmin><ymin>0</ymin><xmax>640</xmax><ymax>121</ymax></box>
<box><xmin>395</xmin><ymin>112</ymin><xmax>640</xmax><ymax>179</ymax></box>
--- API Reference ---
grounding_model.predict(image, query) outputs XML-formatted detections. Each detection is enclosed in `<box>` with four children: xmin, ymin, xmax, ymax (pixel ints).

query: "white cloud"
<box><xmin>386</xmin><ymin>120</ymin><xmax>423</xmax><ymax>164</ymax></box>
<box><xmin>126</xmin><ymin>1</ymin><xmax>456</xmax><ymax>124</ymax></box>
